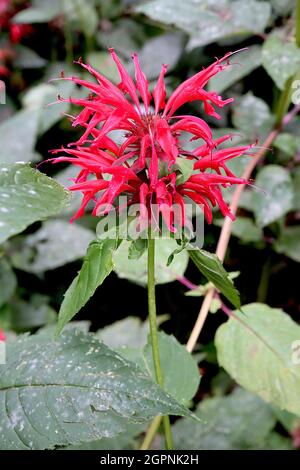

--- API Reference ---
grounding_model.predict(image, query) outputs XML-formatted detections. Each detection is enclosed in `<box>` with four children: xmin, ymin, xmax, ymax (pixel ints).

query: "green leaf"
<box><xmin>65</xmin><ymin>422</ymin><xmax>144</xmax><ymax>450</ymax></box>
<box><xmin>292</xmin><ymin>166</ymin><xmax>300</xmax><ymax>210</ymax></box>
<box><xmin>113</xmin><ymin>239</ymin><xmax>189</xmax><ymax>286</ymax></box>
<box><xmin>0</xmin><ymin>110</ymin><xmax>40</xmax><ymax>163</ymax></box>
<box><xmin>144</xmin><ymin>332</ymin><xmax>200</xmax><ymax>405</ymax></box>
<box><xmin>214</xmin><ymin>217</ymin><xmax>263</xmax><ymax>243</ymax></box>
<box><xmin>134</xmin><ymin>32</ymin><xmax>184</xmax><ymax>80</ymax></box>
<box><xmin>215</xmin><ymin>303</ymin><xmax>300</xmax><ymax>417</ymax></box>
<box><xmin>97</xmin><ymin>19</ymin><xmax>144</xmax><ymax>60</ymax></box>
<box><xmin>96</xmin><ymin>316</ymin><xmax>168</xmax><ymax>350</ymax></box>
<box><xmin>86</xmin><ymin>52</ymin><xmax>120</xmax><ymax>84</ymax></box>
<box><xmin>120</xmin><ymin>331</ymin><xmax>200</xmax><ymax>406</ymax></box>
<box><xmin>262</xmin><ymin>35</ymin><xmax>300</xmax><ymax>90</ymax></box>
<box><xmin>22</xmin><ymin>79</ymin><xmax>75</xmax><ymax>134</ymax></box>
<box><xmin>208</xmin><ymin>46</ymin><xmax>262</xmax><ymax>94</ymax></box>
<box><xmin>10</xmin><ymin>295</ymin><xmax>56</xmax><ymax>331</ymax></box>
<box><xmin>0</xmin><ymin>259</ymin><xmax>17</xmax><ymax>308</ymax></box>
<box><xmin>252</xmin><ymin>165</ymin><xmax>294</xmax><ymax>227</ymax></box>
<box><xmin>0</xmin><ymin>330</ymin><xmax>193</xmax><ymax>450</ymax></box>
<box><xmin>232</xmin><ymin>92</ymin><xmax>274</xmax><ymax>140</ymax></box>
<box><xmin>274</xmin><ymin>226</ymin><xmax>300</xmax><ymax>263</ymax></box>
<box><xmin>175</xmin><ymin>157</ymin><xmax>195</xmax><ymax>185</ymax></box>
<box><xmin>188</xmin><ymin>249</ymin><xmax>241</xmax><ymax>308</ymax></box>
<box><xmin>12</xmin><ymin>2</ymin><xmax>61</xmax><ymax>23</ymax></box>
<box><xmin>63</xmin><ymin>0</ymin><xmax>98</xmax><ymax>38</ymax></box>
<box><xmin>135</xmin><ymin>0</ymin><xmax>271</xmax><ymax>49</ymax></box>
<box><xmin>173</xmin><ymin>388</ymin><xmax>279</xmax><ymax>449</ymax></box>
<box><xmin>270</xmin><ymin>0</ymin><xmax>295</xmax><ymax>15</ymax></box>
<box><xmin>128</xmin><ymin>238</ymin><xmax>148</xmax><ymax>260</ymax></box>
<box><xmin>274</xmin><ymin>133</ymin><xmax>300</xmax><ymax>157</ymax></box>
<box><xmin>14</xmin><ymin>45</ymin><xmax>47</xmax><ymax>69</ymax></box>
<box><xmin>56</xmin><ymin>239</ymin><xmax>116</xmax><ymax>335</ymax></box>
<box><xmin>11</xmin><ymin>220</ymin><xmax>94</xmax><ymax>273</ymax></box>
<box><xmin>0</xmin><ymin>163</ymin><xmax>70</xmax><ymax>244</ymax></box>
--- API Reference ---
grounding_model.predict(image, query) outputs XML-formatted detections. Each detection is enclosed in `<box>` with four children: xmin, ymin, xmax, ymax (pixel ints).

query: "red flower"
<box><xmin>0</xmin><ymin>0</ymin><xmax>33</xmax><ymax>43</ymax></box>
<box><xmin>51</xmin><ymin>49</ymin><xmax>252</xmax><ymax>230</ymax></box>
<box><xmin>0</xmin><ymin>329</ymin><xmax>5</xmax><ymax>342</ymax></box>
<box><xmin>9</xmin><ymin>23</ymin><xmax>33</xmax><ymax>43</ymax></box>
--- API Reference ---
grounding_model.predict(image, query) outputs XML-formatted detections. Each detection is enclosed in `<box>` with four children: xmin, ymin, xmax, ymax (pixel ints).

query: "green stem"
<box><xmin>147</xmin><ymin>230</ymin><xmax>173</xmax><ymax>451</ymax></box>
<box><xmin>140</xmin><ymin>416</ymin><xmax>162</xmax><ymax>450</ymax></box>
<box><xmin>296</xmin><ymin>0</ymin><xmax>300</xmax><ymax>47</ymax></box>
<box><xmin>275</xmin><ymin>77</ymin><xmax>293</xmax><ymax>125</ymax></box>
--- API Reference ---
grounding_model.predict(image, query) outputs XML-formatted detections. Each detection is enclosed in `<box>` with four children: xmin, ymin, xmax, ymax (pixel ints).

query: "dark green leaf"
<box><xmin>188</xmin><ymin>249</ymin><xmax>241</xmax><ymax>308</ymax></box>
<box><xmin>0</xmin><ymin>330</ymin><xmax>193</xmax><ymax>449</ymax></box>
<box><xmin>216</xmin><ymin>303</ymin><xmax>300</xmax><ymax>417</ymax></box>
<box><xmin>262</xmin><ymin>35</ymin><xmax>300</xmax><ymax>90</ymax></box>
<box><xmin>173</xmin><ymin>388</ymin><xmax>277</xmax><ymax>449</ymax></box>
<box><xmin>0</xmin><ymin>164</ymin><xmax>70</xmax><ymax>244</ymax></box>
<box><xmin>11</xmin><ymin>220</ymin><xmax>94</xmax><ymax>273</ymax></box>
<box><xmin>252</xmin><ymin>165</ymin><xmax>294</xmax><ymax>227</ymax></box>
<box><xmin>0</xmin><ymin>259</ymin><xmax>17</xmax><ymax>308</ymax></box>
<box><xmin>56</xmin><ymin>239</ymin><xmax>116</xmax><ymax>335</ymax></box>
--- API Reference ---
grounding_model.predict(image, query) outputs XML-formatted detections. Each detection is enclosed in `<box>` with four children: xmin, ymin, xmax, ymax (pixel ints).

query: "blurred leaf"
<box><xmin>136</xmin><ymin>0</ymin><xmax>271</xmax><ymax>49</ymax></box>
<box><xmin>262</xmin><ymin>35</ymin><xmax>300</xmax><ymax>90</ymax></box>
<box><xmin>216</xmin><ymin>303</ymin><xmax>300</xmax><ymax>417</ymax></box>
<box><xmin>0</xmin><ymin>109</ymin><xmax>40</xmax><ymax>163</ymax></box>
<box><xmin>173</xmin><ymin>388</ymin><xmax>279</xmax><ymax>449</ymax></box>
<box><xmin>63</xmin><ymin>0</ymin><xmax>98</xmax><ymax>38</ymax></box>
<box><xmin>86</xmin><ymin>52</ymin><xmax>119</xmax><ymax>83</ymax></box>
<box><xmin>113</xmin><ymin>238</ymin><xmax>189</xmax><ymax>286</ymax></box>
<box><xmin>208</xmin><ymin>46</ymin><xmax>262</xmax><ymax>94</ymax></box>
<box><xmin>144</xmin><ymin>331</ymin><xmax>200</xmax><ymax>405</ymax></box>
<box><xmin>175</xmin><ymin>157</ymin><xmax>195</xmax><ymax>185</ymax></box>
<box><xmin>0</xmin><ymin>164</ymin><xmax>70</xmax><ymax>244</ymax></box>
<box><xmin>97</xmin><ymin>19</ymin><xmax>144</xmax><ymax>59</ymax></box>
<box><xmin>188</xmin><ymin>249</ymin><xmax>241</xmax><ymax>308</ymax></box>
<box><xmin>10</xmin><ymin>295</ymin><xmax>56</xmax><ymax>331</ymax></box>
<box><xmin>128</xmin><ymin>238</ymin><xmax>148</xmax><ymax>260</ymax></box>
<box><xmin>270</xmin><ymin>0</ymin><xmax>295</xmax><ymax>15</ymax></box>
<box><xmin>22</xmin><ymin>79</ymin><xmax>75</xmax><ymax>134</ymax></box>
<box><xmin>271</xmin><ymin>406</ymin><xmax>300</xmax><ymax>433</ymax></box>
<box><xmin>136</xmin><ymin>32</ymin><xmax>184</xmax><ymax>79</ymax></box>
<box><xmin>292</xmin><ymin>166</ymin><xmax>300</xmax><ymax>210</ymax></box>
<box><xmin>274</xmin><ymin>133</ymin><xmax>300</xmax><ymax>157</ymax></box>
<box><xmin>232</xmin><ymin>92</ymin><xmax>274</xmax><ymax>140</ymax></box>
<box><xmin>54</xmin><ymin>165</ymin><xmax>82</xmax><ymax>216</ymax></box>
<box><xmin>12</xmin><ymin>1</ymin><xmax>61</xmax><ymax>23</ymax></box>
<box><xmin>274</xmin><ymin>226</ymin><xmax>300</xmax><ymax>263</ymax></box>
<box><xmin>120</xmin><ymin>331</ymin><xmax>200</xmax><ymax>405</ymax></box>
<box><xmin>96</xmin><ymin>316</ymin><xmax>168</xmax><ymax>350</ymax></box>
<box><xmin>11</xmin><ymin>220</ymin><xmax>94</xmax><ymax>273</ymax></box>
<box><xmin>214</xmin><ymin>217</ymin><xmax>263</xmax><ymax>243</ymax></box>
<box><xmin>56</xmin><ymin>239</ymin><xmax>116</xmax><ymax>335</ymax></box>
<box><xmin>0</xmin><ymin>259</ymin><xmax>17</xmax><ymax>308</ymax></box>
<box><xmin>14</xmin><ymin>45</ymin><xmax>47</xmax><ymax>69</ymax></box>
<box><xmin>0</xmin><ymin>330</ymin><xmax>193</xmax><ymax>449</ymax></box>
<box><xmin>252</xmin><ymin>165</ymin><xmax>294</xmax><ymax>227</ymax></box>
<box><xmin>113</xmin><ymin>239</ymin><xmax>188</xmax><ymax>286</ymax></box>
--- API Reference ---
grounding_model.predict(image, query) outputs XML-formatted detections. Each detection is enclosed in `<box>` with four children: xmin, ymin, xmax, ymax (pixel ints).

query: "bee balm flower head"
<box><xmin>51</xmin><ymin>49</ymin><xmax>252</xmax><ymax>231</ymax></box>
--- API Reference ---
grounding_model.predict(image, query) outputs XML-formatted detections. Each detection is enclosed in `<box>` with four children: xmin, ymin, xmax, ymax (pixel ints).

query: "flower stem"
<box><xmin>147</xmin><ymin>230</ymin><xmax>173</xmax><ymax>450</ymax></box>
